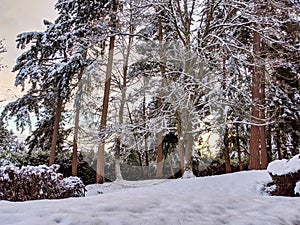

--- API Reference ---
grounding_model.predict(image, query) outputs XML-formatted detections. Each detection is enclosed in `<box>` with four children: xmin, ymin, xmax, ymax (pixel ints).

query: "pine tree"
<box><xmin>0</xmin><ymin>39</ymin><xmax>6</xmax><ymax>71</ymax></box>
<box><xmin>0</xmin><ymin>119</ymin><xmax>25</xmax><ymax>166</ymax></box>
<box><xmin>2</xmin><ymin>0</ymin><xmax>108</xmax><ymax>167</ymax></box>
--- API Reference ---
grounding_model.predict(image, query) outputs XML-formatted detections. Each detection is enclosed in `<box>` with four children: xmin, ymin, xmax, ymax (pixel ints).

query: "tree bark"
<box><xmin>115</xmin><ymin>138</ymin><xmax>122</xmax><ymax>180</ymax></box>
<box><xmin>266</xmin><ymin>124</ymin><xmax>273</xmax><ymax>163</ymax></box>
<box><xmin>156</xmin><ymin>16</ymin><xmax>164</xmax><ymax>178</ymax></box>
<box><xmin>259</xmin><ymin>55</ymin><xmax>268</xmax><ymax>169</ymax></box>
<box><xmin>184</xmin><ymin>109</ymin><xmax>193</xmax><ymax>171</ymax></box>
<box><xmin>249</xmin><ymin>11</ymin><xmax>267</xmax><ymax>169</ymax></box>
<box><xmin>276</xmin><ymin>129</ymin><xmax>282</xmax><ymax>160</ymax></box>
<box><xmin>224</xmin><ymin>126</ymin><xmax>231</xmax><ymax>173</ymax></box>
<box><xmin>176</xmin><ymin>111</ymin><xmax>185</xmax><ymax>176</ymax></box>
<box><xmin>49</xmin><ymin>98</ymin><xmax>63</xmax><ymax>166</ymax></box>
<box><xmin>96</xmin><ymin>0</ymin><xmax>119</xmax><ymax>183</ymax></box>
<box><xmin>168</xmin><ymin>154</ymin><xmax>175</xmax><ymax>178</ymax></box>
<box><xmin>97</xmin><ymin>36</ymin><xmax>115</xmax><ymax>183</ymax></box>
<box><xmin>249</xmin><ymin>29</ymin><xmax>262</xmax><ymax>169</ymax></box>
<box><xmin>236</xmin><ymin>123</ymin><xmax>243</xmax><ymax>171</ymax></box>
<box><xmin>156</xmin><ymin>132</ymin><xmax>163</xmax><ymax>178</ymax></box>
<box><xmin>72</xmin><ymin>105</ymin><xmax>80</xmax><ymax>176</ymax></box>
<box><xmin>72</xmin><ymin>52</ymin><xmax>87</xmax><ymax>176</ymax></box>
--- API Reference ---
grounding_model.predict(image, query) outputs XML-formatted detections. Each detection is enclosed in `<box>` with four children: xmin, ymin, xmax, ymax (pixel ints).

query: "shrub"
<box><xmin>0</xmin><ymin>164</ymin><xmax>85</xmax><ymax>201</ymax></box>
<box><xmin>267</xmin><ymin>154</ymin><xmax>300</xmax><ymax>197</ymax></box>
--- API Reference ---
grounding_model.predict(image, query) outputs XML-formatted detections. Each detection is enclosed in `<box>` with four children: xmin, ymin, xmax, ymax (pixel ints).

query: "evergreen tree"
<box><xmin>0</xmin><ymin>39</ymin><xmax>6</xmax><ymax>71</ymax></box>
<box><xmin>0</xmin><ymin>119</ymin><xmax>26</xmax><ymax>166</ymax></box>
<box><xmin>1</xmin><ymin>0</ymin><xmax>109</xmax><ymax>167</ymax></box>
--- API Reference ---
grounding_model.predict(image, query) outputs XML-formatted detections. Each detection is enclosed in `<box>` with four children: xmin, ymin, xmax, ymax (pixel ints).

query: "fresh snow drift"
<box><xmin>0</xmin><ymin>171</ymin><xmax>300</xmax><ymax>225</ymax></box>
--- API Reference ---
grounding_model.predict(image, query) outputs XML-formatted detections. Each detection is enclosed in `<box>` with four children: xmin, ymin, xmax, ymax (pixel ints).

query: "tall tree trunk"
<box><xmin>236</xmin><ymin>123</ymin><xmax>243</xmax><ymax>171</ymax></box>
<box><xmin>156</xmin><ymin>16</ymin><xmax>164</xmax><ymax>178</ymax></box>
<box><xmin>96</xmin><ymin>0</ymin><xmax>119</xmax><ymax>183</ymax></box>
<box><xmin>221</xmin><ymin>53</ymin><xmax>231</xmax><ymax>173</ymax></box>
<box><xmin>276</xmin><ymin>129</ymin><xmax>282</xmax><ymax>160</ymax></box>
<box><xmin>142</xmin><ymin>78</ymin><xmax>150</xmax><ymax>178</ymax></box>
<box><xmin>176</xmin><ymin>110</ymin><xmax>185</xmax><ymax>177</ymax></box>
<box><xmin>49</xmin><ymin>98</ymin><xmax>63</xmax><ymax>165</ymax></box>
<box><xmin>184</xmin><ymin>109</ymin><xmax>193</xmax><ymax>171</ymax></box>
<box><xmin>115</xmin><ymin>17</ymin><xmax>134</xmax><ymax>181</ymax></box>
<box><xmin>115</xmin><ymin>138</ymin><xmax>122</xmax><ymax>180</ymax></box>
<box><xmin>72</xmin><ymin>53</ymin><xmax>87</xmax><ymax>176</ymax></box>
<box><xmin>72</xmin><ymin>105</ymin><xmax>80</xmax><ymax>176</ymax></box>
<box><xmin>126</xmin><ymin>102</ymin><xmax>143</xmax><ymax>177</ymax></box>
<box><xmin>97</xmin><ymin>36</ymin><xmax>115</xmax><ymax>183</ymax></box>
<box><xmin>224</xmin><ymin>126</ymin><xmax>231</xmax><ymax>173</ymax></box>
<box><xmin>156</xmin><ymin>132</ymin><xmax>163</xmax><ymax>178</ymax></box>
<box><xmin>249</xmin><ymin>10</ymin><xmax>267</xmax><ymax>169</ymax></box>
<box><xmin>266</xmin><ymin>124</ymin><xmax>273</xmax><ymax>163</ymax></box>
<box><xmin>168</xmin><ymin>153</ymin><xmax>175</xmax><ymax>178</ymax></box>
<box><xmin>259</xmin><ymin>55</ymin><xmax>268</xmax><ymax>169</ymax></box>
<box><xmin>249</xmin><ymin>31</ymin><xmax>261</xmax><ymax>169</ymax></box>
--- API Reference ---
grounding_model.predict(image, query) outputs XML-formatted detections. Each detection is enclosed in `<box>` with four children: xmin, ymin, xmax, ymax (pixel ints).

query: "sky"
<box><xmin>0</xmin><ymin>0</ymin><xmax>57</xmax><ymax>103</ymax></box>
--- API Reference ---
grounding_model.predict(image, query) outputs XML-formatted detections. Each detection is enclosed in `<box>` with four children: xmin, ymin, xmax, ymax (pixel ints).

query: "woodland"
<box><xmin>0</xmin><ymin>0</ymin><xmax>299</xmax><ymax>186</ymax></box>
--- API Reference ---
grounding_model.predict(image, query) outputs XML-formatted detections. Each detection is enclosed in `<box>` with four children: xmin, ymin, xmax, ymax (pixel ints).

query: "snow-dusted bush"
<box><xmin>60</xmin><ymin>176</ymin><xmax>86</xmax><ymax>198</ymax></box>
<box><xmin>267</xmin><ymin>154</ymin><xmax>300</xmax><ymax>196</ymax></box>
<box><xmin>0</xmin><ymin>164</ymin><xmax>85</xmax><ymax>201</ymax></box>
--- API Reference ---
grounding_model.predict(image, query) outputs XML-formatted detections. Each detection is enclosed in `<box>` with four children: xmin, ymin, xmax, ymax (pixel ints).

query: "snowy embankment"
<box><xmin>0</xmin><ymin>171</ymin><xmax>300</xmax><ymax>225</ymax></box>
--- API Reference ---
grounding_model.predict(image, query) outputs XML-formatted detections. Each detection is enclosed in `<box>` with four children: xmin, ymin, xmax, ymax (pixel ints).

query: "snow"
<box><xmin>267</xmin><ymin>154</ymin><xmax>300</xmax><ymax>176</ymax></box>
<box><xmin>295</xmin><ymin>181</ymin><xmax>300</xmax><ymax>195</ymax></box>
<box><xmin>0</xmin><ymin>171</ymin><xmax>300</xmax><ymax>225</ymax></box>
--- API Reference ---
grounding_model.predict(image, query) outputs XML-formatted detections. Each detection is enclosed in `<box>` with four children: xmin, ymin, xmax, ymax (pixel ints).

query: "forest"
<box><xmin>0</xmin><ymin>0</ymin><xmax>299</xmax><ymax>186</ymax></box>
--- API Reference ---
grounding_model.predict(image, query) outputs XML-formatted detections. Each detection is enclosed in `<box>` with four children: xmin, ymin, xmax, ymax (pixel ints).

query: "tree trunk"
<box><xmin>168</xmin><ymin>154</ymin><xmax>175</xmax><ymax>178</ymax></box>
<box><xmin>49</xmin><ymin>98</ymin><xmax>63</xmax><ymax>166</ymax></box>
<box><xmin>224</xmin><ymin>126</ymin><xmax>231</xmax><ymax>173</ymax></box>
<box><xmin>72</xmin><ymin>52</ymin><xmax>87</xmax><ymax>176</ymax></box>
<box><xmin>266</xmin><ymin>124</ymin><xmax>273</xmax><ymax>163</ymax></box>
<box><xmin>142</xmin><ymin>78</ymin><xmax>150</xmax><ymax>178</ymax></box>
<box><xmin>96</xmin><ymin>0</ymin><xmax>118</xmax><ymax>183</ymax></box>
<box><xmin>156</xmin><ymin>131</ymin><xmax>163</xmax><ymax>178</ymax></box>
<box><xmin>126</xmin><ymin>102</ymin><xmax>143</xmax><ymax>177</ymax></box>
<box><xmin>72</xmin><ymin>105</ymin><xmax>80</xmax><ymax>176</ymax></box>
<box><xmin>97</xmin><ymin>35</ymin><xmax>115</xmax><ymax>183</ymax></box>
<box><xmin>259</xmin><ymin>55</ymin><xmax>268</xmax><ymax>169</ymax></box>
<box><xmin>236</xmin><ymin>123</ymin><xmax>243</xmax><ymax>171</ymax></box>
<box><xmin>156</xmin><ymin>16</ymin><xmax>164</xmax><ymax>178</ymax></box>
<box><xmin>276</xmin><ymin>129</ymin><xmax>282</xmax><ymax>160</ymax></box>
<box><xmin>249</xmin><ymin>13</ymin><xmax>267</xmax><ymax>169</ymax></box>
<box><xmin>184</xmin><ymin>109</ymin><xmax>193</xmax><ymax>171</ymax></box>
<box><xmin>176</xmin><ymin>111</ymin><xmax>185</xmax><ymax>177</ymax></box>
<box><xmin>115</xmin><ymin>138</ymin><xmax>122</xmax><ymax>180</ymax></box>
<box><xmin>114</xmin><ymin>15</ymin><xmax>134</xmax><ymax>181</ymax></box>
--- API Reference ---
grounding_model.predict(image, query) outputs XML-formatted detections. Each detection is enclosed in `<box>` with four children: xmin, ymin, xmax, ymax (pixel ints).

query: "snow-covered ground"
<box><xmin>0</xmin><ymin>170</ymin><xmax>300</xmax><ymax>225</ymax></box>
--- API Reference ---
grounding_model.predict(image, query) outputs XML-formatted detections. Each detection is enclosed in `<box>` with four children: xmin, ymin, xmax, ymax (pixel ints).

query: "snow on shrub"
<box><xmin>0</xmin><ymin>164</ymin><xmax>85</xmax><ymax>201</ymax></box>
<box><xmin>267</xmin><ymin>154</ymin><xmax>300</xmax><ymax>176</ymax></box>
<box><xmin>267</xmin><ymin>154</ymin><xmax>300</xmax><ymax>196</ymax></box>
<box><xmin>295</xmin><ymin>181</ymin><xmax>300</xmax><ymax>196</ymax></box>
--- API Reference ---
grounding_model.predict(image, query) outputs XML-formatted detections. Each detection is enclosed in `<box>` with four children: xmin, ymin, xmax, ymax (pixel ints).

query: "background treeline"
<box><xmin>0</xmin><ymin>0</ymin><xmax>299</xmax><ymax>184</ymax></box>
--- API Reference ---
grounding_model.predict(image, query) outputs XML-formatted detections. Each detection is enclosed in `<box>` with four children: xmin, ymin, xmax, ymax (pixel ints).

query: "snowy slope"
<box><xmin>0</xmin><ymin>171</ymin><xmax>300</xmax><ymax>225</ymax></box>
